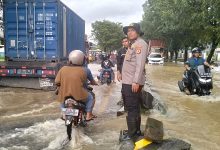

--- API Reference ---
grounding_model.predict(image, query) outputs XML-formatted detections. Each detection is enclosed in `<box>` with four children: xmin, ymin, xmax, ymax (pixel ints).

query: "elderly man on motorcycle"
<box><xmin>55</xmin><ymin>50</ymin><xmax>98</xmax><ymax>121</ymax></box>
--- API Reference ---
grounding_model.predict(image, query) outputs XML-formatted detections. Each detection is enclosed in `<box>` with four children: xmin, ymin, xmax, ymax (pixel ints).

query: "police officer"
<box><xmin>117</xmin><ymin>37</ymin><xmax>129</xmax><ymax>81</ymax></box>
<box><xmin>121</xmin><ymin>23</ymin><xmax>149</xmax><ymax>141</ymax></box>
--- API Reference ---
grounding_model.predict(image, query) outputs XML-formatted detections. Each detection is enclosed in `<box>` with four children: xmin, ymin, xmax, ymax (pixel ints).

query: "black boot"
<box><xmin>126</xmin><ymin>116</ymin><xmax>138</xmax><ymax>142</ymax></box>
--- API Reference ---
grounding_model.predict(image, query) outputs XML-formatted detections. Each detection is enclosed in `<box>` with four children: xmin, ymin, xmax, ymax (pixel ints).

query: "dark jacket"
<box><xmin>117</xmin><ymin>47</ymin><xmax>128</xmax><ymax>73</ymax></box>
<box><xmin>101</xmin><ymin>59</ymin><xmax>114</xmax><ymax>69</ymax></box>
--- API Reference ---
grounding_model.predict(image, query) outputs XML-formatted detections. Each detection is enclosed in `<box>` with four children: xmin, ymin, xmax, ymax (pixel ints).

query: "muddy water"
<box><xmin>0</xmin><ymin>64</ymin><xmax>126</xmax><ymax>150</ymax></box>
<box><xmin>0</xmin><ymin>63</ymin><xmax>219</xmax><ymax>150</ymax></box>
<box><xmin>146</xmin><ymin>63</ymin><xmax>220</xmax><ymax>150</ymax></box>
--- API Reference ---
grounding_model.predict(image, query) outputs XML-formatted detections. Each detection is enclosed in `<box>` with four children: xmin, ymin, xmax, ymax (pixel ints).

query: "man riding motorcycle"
<box><xmin>99</xmin><ymin>55</ymin><xmax>115</xmax><ymax>83</ymax></box>
<box><xmin>184</xmin><ymin>47</ymin><xmax>212</xmax><ymax>94</ymax></box>
<box><xmin>185</xmin><ymin>47</ymin><xmax>211</xmax><ymax>70</ymax></box>
<box><xmin>55</xmin><ymin>50</ymin><xmax>97</xmax><ymax>121</ymax></box>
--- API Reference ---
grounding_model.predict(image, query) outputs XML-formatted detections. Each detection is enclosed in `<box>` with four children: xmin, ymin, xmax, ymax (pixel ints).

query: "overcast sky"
<box><xmin>61</xmin><ymin>0</ymin><xmax>146</xmax><ymax>39</ymax></box>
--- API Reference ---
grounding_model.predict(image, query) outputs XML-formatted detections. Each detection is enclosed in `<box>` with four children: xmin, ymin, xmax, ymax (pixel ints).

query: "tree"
<box><xmin>141</xmin><ymin>0</ymin><xmax>220</xmax><ymax>62</ymax></box>
<box><xmin>91</xmin><ymin>20</ymin><xmax>124</xmax><ymax>52</ymax></box>
<box><xmin>142</xmin><ymin>0</ymin><xmax>195</xmax><ymax>61</ymax></box>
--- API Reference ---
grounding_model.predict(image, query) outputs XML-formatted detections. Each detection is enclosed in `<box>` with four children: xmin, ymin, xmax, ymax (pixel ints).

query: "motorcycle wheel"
<box><xmin>178</xmin><ymin>81</ymin><xmax>184</xmax><ymax>92</ymax></box>
<box><xmin>66</xmin><ymin>122</ymin><xmax>72</xmax><ymax>140</ymax></box>
<box><xmin>107</xmin><ymin>82</ymin><xmax>111</xmax><ymax>86</ymax></box>
<box><xmin>194</xmin><ymin>80</ymin><xmax>203</xmax><ymax>96</ymax></box>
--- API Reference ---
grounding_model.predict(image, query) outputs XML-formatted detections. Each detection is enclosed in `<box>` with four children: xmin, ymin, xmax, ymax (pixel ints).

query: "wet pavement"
<box><xmin>0</xmin><ymin>63</ymin><xmax>220</xmax><ymax>150</ymax></box>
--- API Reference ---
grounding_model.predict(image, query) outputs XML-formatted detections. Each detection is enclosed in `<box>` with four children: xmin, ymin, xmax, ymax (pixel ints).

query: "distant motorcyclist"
<box><xmin>99</xmin><ymin>55</ymin><xmax>115</xmax><ymax>83</ymax></box>
<box><xmin>55</xmin><ymin>50</ymin><xmax>96</xmax><ymax>121</ymax></box>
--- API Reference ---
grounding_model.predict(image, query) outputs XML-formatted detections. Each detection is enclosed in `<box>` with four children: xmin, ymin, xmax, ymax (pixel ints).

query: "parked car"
<box><xmin>148</xmin><ymin>53</ymin><xmax>164</xmax><ymax>65</ymax></box>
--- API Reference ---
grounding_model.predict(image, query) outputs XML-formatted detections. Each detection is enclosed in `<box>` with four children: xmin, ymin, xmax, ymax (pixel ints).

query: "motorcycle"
<box><xmin>101</xmin><ymin>69</ymin><xmax>112</xmax><ymax>85</ymax></box>
<box><xmin>97</xmin><ymin>69</ymin><xmax>112</xmax><ymax>85</ymax></box>
<box><xmin>60</xmin><ymin>86</ymin><xmax>94</xmax><ymax>141</ymax></box>
<box><xmin>61</xmin><ymin>96</ymin><xmax>87</xmax><ymax>140</ymax></box>
<box><xmin>97</xmin><ymin>59</ymin><xmax>114</xmax><ymax>85</ymax></box>
<box><xmin>178</xmin><ymin>65</ymin><xmax>213</xmax><ymax>96</ymax></box>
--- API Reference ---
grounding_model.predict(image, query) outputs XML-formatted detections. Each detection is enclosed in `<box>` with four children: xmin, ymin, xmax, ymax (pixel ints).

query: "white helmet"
<box><xmin>68</xmin><ymin>50</ymin><xmax>85</xmax><ymax>65</ymax></box>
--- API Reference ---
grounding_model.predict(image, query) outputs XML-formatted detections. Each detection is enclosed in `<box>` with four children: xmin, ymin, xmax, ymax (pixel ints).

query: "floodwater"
<box><xmin>146</xmin><ymin>63</ymin><xmax>220</xmax><ymax>150</ymax></box>
<box><xmin>0</xmin><ymin>63</ymin><xmax>220</xmax><ymax>150</ymax></box>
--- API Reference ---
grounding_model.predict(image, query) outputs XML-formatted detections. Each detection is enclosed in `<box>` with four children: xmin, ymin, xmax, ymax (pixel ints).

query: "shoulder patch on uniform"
<box><xmin>135</xmin><ymin>45</ymin><xmax>142</xmax><ymax>54</ymax></box>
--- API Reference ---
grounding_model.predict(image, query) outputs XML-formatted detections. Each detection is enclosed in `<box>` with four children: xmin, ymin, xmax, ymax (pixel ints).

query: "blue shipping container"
<box><xmin>3</xmin><ymin>0</ymin><xmax>85</xmax><ymax>61</ymax></box>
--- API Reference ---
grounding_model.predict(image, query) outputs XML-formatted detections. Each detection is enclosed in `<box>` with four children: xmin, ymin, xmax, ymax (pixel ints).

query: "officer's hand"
<box><xmin>117</xmin><ymin>71</ymin><xmax>122</xmax><ymax>82</ymax></box>
<box><xmin>132</xmin><ymin>83</ymin><xmax>140</xmax><ymax>93</ymax></box>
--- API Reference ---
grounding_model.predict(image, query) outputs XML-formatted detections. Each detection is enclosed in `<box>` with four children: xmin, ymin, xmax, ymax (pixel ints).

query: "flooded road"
<box><xmin>146</xmin><ymin>63</ymin><xmax>220</xmax><ymax>150</ymax></box>
<box><xmin>0</xmin><ymin>63</ymin><xmax>220</xmax><ymax>150</ymax></box>
<box><xmin>0</xmin><ymin>64</ymin><xmax>125</xmax><ymax>150</ymax></box>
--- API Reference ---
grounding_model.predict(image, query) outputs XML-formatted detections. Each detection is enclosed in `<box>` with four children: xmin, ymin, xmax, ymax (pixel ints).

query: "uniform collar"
<box><xmin>130</xmin><ymin>37</ymin><xmax>140</xmax><ymax>44</ymax></box>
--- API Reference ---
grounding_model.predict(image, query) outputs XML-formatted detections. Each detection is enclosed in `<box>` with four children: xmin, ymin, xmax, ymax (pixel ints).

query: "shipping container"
<box><xmin>0</xmin><ymin>0</ymin><xmax>85</xmax><ymax>90</ymax></box>
<box><xmin>3</xmin><ymin>0</ymin><xmax>85</xmax><ymax>61</ymax></box>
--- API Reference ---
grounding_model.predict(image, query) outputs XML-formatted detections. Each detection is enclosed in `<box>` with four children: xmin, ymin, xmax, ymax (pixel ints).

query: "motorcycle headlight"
<box><xmin>199</xmin><ymin>78</ymin><xmax>205</xmax><ymax>83</ymax></box>
<box><xmin>199</xmin><ymin>78</ymin><xmax>212</xmax><ymax>83</ymax></box>
<box><xmin>206</xmin><ymin>79</ymin><xmax>212</xmax><ymax>83</ymax></box>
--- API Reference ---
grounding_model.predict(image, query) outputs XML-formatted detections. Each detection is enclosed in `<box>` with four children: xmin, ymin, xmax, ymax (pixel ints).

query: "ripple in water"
<box><xmin>0</xmin><ymin>119</ymin><xmax>93</xmax><ymax>150</ymax></box>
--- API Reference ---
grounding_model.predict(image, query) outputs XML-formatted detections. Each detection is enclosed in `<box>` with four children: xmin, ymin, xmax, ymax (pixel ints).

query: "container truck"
<box><xmin>0</xmin><ymin>0</ymin><xmax>85</xmax><ymax>90</ymax></box>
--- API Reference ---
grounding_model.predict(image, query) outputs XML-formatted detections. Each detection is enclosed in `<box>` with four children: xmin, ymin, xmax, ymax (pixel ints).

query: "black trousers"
<box><xmin>122</xmin><ymin>84</ymin><xmax>141</xmax><ymax>119</ymax></box>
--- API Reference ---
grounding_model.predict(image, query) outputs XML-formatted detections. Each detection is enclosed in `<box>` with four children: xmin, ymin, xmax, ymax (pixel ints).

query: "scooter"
<box><xmin>178</xmin><ymin>65</ymin><xmax>213</xmax><ymax>96</ymax></box>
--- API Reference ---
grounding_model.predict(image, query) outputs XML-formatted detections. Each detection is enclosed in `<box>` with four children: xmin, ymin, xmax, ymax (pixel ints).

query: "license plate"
<box><xmin>65</xmin><ymin>108</ymin><xmax>79</xmax><ymax>116</ymax></box>
<box><xmin>103</xmin><ymin>75</ymin><xmax>110</xmax><ymax>78</ymax></box>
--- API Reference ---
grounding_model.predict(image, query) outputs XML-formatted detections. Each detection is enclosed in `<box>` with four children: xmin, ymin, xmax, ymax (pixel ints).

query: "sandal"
<box><xmin>92</xmin><ymin>114</ymin><xmax>97</xmax><ymax>118</ymax></box>
<box><xmin>86</xmin><ymin>118</ymin><xmax>94</xmax><ymax>122</ymax></box>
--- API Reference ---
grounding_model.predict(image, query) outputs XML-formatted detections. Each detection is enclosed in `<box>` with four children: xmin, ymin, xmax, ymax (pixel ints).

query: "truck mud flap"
<box><xmin>0</xmin><ymin>77</ymin><xmax>56</xmax><ymax>91</ymax></box>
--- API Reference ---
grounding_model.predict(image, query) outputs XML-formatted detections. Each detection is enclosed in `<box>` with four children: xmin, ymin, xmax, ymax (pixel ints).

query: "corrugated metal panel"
<box><xmin>59</xmin><ymin>1</ymin><xmax>85</xmax><ymax>55</ymax></box>
<box><xmin>3</xmin><ymin>0</ymin><xmax>85</xmax><ymax>61</ymax></box>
